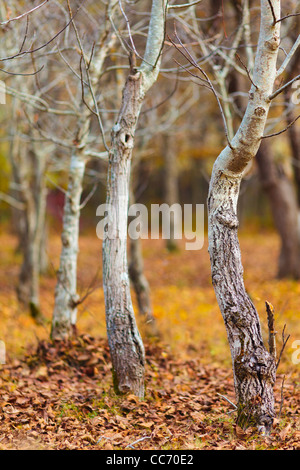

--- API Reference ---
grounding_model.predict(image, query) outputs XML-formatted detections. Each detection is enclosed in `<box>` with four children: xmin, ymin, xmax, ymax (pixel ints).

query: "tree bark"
<box><xmin>208</xmin><ymin>0</ymin><xmax>281</xmax><ymax>432</ymax></box>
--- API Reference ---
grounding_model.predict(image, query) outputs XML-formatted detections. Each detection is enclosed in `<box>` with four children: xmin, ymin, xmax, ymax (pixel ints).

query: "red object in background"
<box><xmin>47</xmin><ymin>190</ymin><xmax>65</xmax><ymax>223</ymax></box>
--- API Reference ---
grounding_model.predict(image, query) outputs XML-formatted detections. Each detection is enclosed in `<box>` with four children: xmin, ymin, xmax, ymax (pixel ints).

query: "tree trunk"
<box><xmin>51</xmin><ymin>153</ymin><xmax>85</xmax><ymax>340</ymax></box>
<box><xmin>208</xmin><ymin>0</ymin><xmax>281</xmax><ymax>432</ymax></box>
<box><xmin>103</xmin><ymin>74</ymin><xmax>146</xmax><ymax>398</ymax></box>
<box><xmin>208</xmin><ymin>173</ymin><xmax>276</xmax><ymax>430</ymax></box>
<box><xmin>51</xmin><ymin>3</ymin><xmax>117</xmax><ymax>339</ymax></box>
<box><xmin>284</xmin><ymin>39</ymin><xmax>300</xmax><ymax>206</ymax></box>
<box><xmin>164</xmin><ymin>133</ymin><xmax>180</xmax><ymax>252</ymax></box>
<box><xmin>13</xmin><ymin>142</ymin><xmax>47</xmax><ymax>320</ymax></box>
<box><xmin>256</xmin><ymin>141</ymin><xmax>300</xmax><ymax>279</ymax></box>
<box><xmin>128</xmin><ymin>186</ymin><xmax>158</xmax><ymax>335</ymax></box>
<box><xmin>103</xmin><ymin>0</ymin><xmax>166</xmax><ymax>397</ymax></box>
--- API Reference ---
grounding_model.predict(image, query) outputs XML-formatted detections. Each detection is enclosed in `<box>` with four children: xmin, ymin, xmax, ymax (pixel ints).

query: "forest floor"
<box><xmin>0</xmin><ymin>227</ymin><xmax>299</xmax><ymax>450</ymax></box>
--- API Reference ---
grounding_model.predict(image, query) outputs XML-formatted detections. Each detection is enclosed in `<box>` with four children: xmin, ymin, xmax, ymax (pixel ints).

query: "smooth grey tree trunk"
<box><xmin>256</xmin><ymin>141</ymin><xmax>300</xmax><ymax>279</ymax></box>
<box><xmin>51</xmin><ymin>2</ymin><xmax>117</xmax><ymax>340</ymax></box>
<box><xmin>164</xmin><ymin>133</ymin><xmax>180</xmax><ymax>252</ymax></box>
<box><xmin>103</xmin><ymin>0</ymin><xmax>166</xmax><ymax>397</ymax></box>
<box><xmin>51</xmin><ymin>152</ymin><xmax>86</xmax><ymax>339</ymax></box>
<box><xmin>11</xmin><ymin>140</ymin><xmax>48</xmax><ymax>320</ymax></box>
<box><xmin>128</xmin><ymin>186</ymin><xmax>159</xmax><ymax>336</ymax></box>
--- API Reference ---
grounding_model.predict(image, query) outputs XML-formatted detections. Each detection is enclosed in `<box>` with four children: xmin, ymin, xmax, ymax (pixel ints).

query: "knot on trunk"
<box><xmin>254</xmin><ymin>107</ymin><xmax>266</xmax><ymax>117</ymax></box>
<box><xmin>235</xmin><ymin>347</ymin><xmax>276</xmax><ymax>384</ymax></box>
<box><xmin>216</xmin><ymin>210</ymin><xmax>239</xmax><ymax>229</ymax></box>
<box><xmin>120</xmin><ymin>131</ymin><xmax>134</xmax><ymax>150</ymax></box>
<box><xmin>265</xmin><ymin>35</ymin><xmax>280</xmax><ymax>52</ymax></box>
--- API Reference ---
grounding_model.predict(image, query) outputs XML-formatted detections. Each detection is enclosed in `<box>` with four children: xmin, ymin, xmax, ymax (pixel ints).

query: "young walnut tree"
<box><xmin>208</xmin><ymin>0</ymin><xmax>285</xmax><ymax>431</ymax></box>
<box><xmin>102</xmin><ymin>0</ymin><xmax>167</xmax><ymax>398</ymax></box>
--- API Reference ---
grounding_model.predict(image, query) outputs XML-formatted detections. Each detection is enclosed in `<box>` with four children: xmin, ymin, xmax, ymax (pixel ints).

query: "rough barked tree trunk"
<box><xmin>256</xmin><ymin>141</ymin><xmax>300</xmax><ymax>279</ymax></box>
<box><xmin>208</xmin><ymin>0</ymin><xmax>281</xmax><ymax>432</ymax></box>
<box><xmin>103</xmin><ymin>0</ymin><xmax>166</xmax><ymax>397</ymax></box>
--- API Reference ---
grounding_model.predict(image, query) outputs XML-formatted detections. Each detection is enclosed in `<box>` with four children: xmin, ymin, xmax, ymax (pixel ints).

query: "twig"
<box><xmin>267</xmin><ymin>0</ymin><xmax>277</xmax><ymax>25</ymax></box>
<box><xmin>276</xmin><ymin>34</ymin><xmax>300</xmax><ymax>77</ymax></box>
<box><xmin>168</xmin><ymin>29</ymin><xmax>234</xmax><ymax>149</ymax></box>
<box><xmin>125</xmin><ymin>436</ymin><xmax>151</xmax><ymax>449</ymax></box>
<box><xmin>0</xmin><ymin>65</ymin><xmax>44</xmax><ymax>76</ymax></box>
<box><xmin>269</xmin><ymin>74</ymin><xmax>300</xmax><ymax>101</ymax></box>
<box><xmin>262</xmin><ymin>114</ymin><xmax>300</xmax><ymax>140</ymax></box>
<box><xmin>278</xmin><ymin>375</ymin><xmax>285</xmax><ymax>418</ymax></box>
<box><xmin>275</xmin><ymin>12</ymin><xmax>300</xmax><ymax>24</ymax></box>
<box><xmin>19</xmin><ymin>16</ymin><xmax>29</xmax><ymax>53</ymax></box>
<box><xmin>0</xmin><ymin>191</ymin><xmax>25</xmax><ymax>210</ymax></box>
<box><xmin>79</xmin><ymin>182</ymin><xmax>99</xmax><ymax>210</ymax></box>
<box><xmin>266</xmin><ymin>301</ymin><xmax>277</xmax><ymax>360</ymax></box>
<box><xmin>66</xmin><ymin>0</ymin><xmax>109</xmax><ymax>152</ymax></box>
<box><xmin>0</xmin><ymin>0</ymin><xmax>49</xmax><ymax>26</ymax></box>
<box><xmin>276</xmin><ymin>325</ymin><xmax>290</xmax><ymax>370</ymax></box>
<box><xmin>168</xmin><ymin>0</ymin><xmax>202</xmax><ymax>9</ymax></box>
<box><xmin>235</xmin><ymin>53</ymin><xmax>258</xmax><ymax>89</ymax></box>
<box><xmin>216</xmin><ymin>392</ymin><xmax>237</xmax><ymax>410</ymax></box>
<box><xmin>0</xmin><ymin>2</ymin><xmax>85</xmax><ymax>62</ymax></box>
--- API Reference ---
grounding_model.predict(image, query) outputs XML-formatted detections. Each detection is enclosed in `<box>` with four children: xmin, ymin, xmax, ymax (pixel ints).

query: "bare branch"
<box><xmin>0</xmin><ymin>65</ymin><xmax>44</xmax><ymax>77</ymax></box>
<box><xmin>276</xmin><ymin>325</ymin><xmax>291</xmax><ymax>370</ymax></box>
<box><xmin>235</xmin><ymin>53</ymin><xmax>258</xmax><ymax>89</ymax></box>
<box><xmin>0</xmin><ymin>2</ymin><xmax>84</xmax><ymax>62</ymax></box>
<box><xmin>267</xmin><ymin>0</ymin><xmax>278</xmax><ymax>25</ymax></box>
<box><xmin>277</xmin><ymin>35</ymin><xmax>300</xmax><ymax>77</ymax></box>
<box><xmin>0</xmin><ymin>0</ymin><xmax>49</xmax><ymax>26</ymax></box>
<box><xmin>169</xmin><ymin>30</ymin><xmax>234</xmax><ymax>149</ymax></box>
<box><xmin>0</xmin><ymin>192</ymin><xmax>25</xmax><ymax>210</ymax></box>
<box><xmin>275</xmin><ymin>12</ymin><xmax>300</xmax><ymax>24</ymax></box>
<box><xmin>168</xmin><ymin>0</ymin><xmax>202</xmax><ymax>9</ymax></box>
<box><xmin>269</xmin><ymin>74</ymin><xmax>300</xmax><ymax>100</ymax></box>
<box><xmin>266</xmin><ymin>301</ymin><xmax>277</xmax><ymax>360</ymax></box>
<box><xmin>262</xmin><ymin>113</ymin><xmax>300</xmax><ymax>139</ymax></box>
